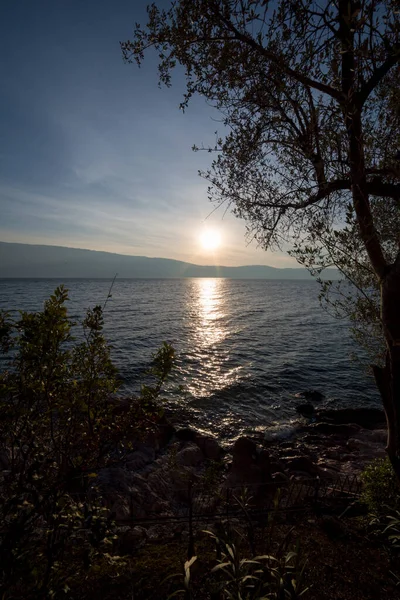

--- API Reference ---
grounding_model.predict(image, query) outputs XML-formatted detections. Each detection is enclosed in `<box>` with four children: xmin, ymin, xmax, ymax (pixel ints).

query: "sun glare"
<box><xmin>199</xmin><ymin>229</ymin><xmax>221</xmax><ymax>251</ymax></box>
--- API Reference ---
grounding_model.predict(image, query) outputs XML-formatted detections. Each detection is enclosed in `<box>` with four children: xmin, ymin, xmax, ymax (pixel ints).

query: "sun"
<box><xmin>199</xmin><ymin>229</ymin><xmax>221</xmax><ymax>251</ymax></box>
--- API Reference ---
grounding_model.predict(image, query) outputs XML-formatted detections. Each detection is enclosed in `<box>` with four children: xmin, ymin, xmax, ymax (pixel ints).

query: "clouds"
<box><xmin>0</xmin><ymin>0</ymin><xmax>297</xmax><ymax>268</ymax></box>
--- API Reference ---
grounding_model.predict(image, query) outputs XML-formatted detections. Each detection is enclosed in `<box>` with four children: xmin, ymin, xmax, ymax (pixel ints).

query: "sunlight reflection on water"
<box><xmin>181</xmin><ymin>278</ymin><xmax>245</xmax><ymax>399</ymax></box>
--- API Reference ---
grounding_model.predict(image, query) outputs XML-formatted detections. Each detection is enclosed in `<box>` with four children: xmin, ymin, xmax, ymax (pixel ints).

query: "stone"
<box><xmin>125</xmin><ymin>446</ymin><xmax>156</xmax><ymax>471</ymax></box>
<box><xmin>315</xmin><ymin>407</ymin><xmax>385</xmax><ymax>428</ymax></box>
<box><xmin>225</xmin><ymin>437</ymin><xmax>272</xmax><ymax>487</ymax></box>
<box><xmin>295</xmin><ymin>403</ymin><xmax>315</xmax><ymax>418</ymax></box>
<box><xmin>195</xmin><ymin>435</ymin><xmax>224</xmax><ymax>461</ymax></box>
<box><xmin>111</xmin><ymin>496</ymin><xmax>133</xmax><ymax>521</ymax></box>
<box><xmin>309</xmin><ymin>422</ymin><xmax>361</xmax><ymax>436</ymax></box>
<box><xmin>297</xmin><ymin>390</ymin><xmax>325</xmax><ymax>403</ymax></box>
<box><xmin>175</xmin><ymin>428</ymin><xmax>198</xmax><ymax>442</ymax></box>
<box><xmin>284</xmin><ymin>455</ymin><xmax>320</xmax><ymax>477</ymax></box>
<box><xmin>176</xmin><ymin>442</ymin><xmax>204</xmax><ymax>467</ymax></box>
<box><xmin>258</xmin><ymin>449</ymin><xmax>271</xmax><ymax>472</ymax></box>
<box><xmin>232</xmin><ymin>437</ymin><xmax>258</xmax><ymax>469</ymax></box>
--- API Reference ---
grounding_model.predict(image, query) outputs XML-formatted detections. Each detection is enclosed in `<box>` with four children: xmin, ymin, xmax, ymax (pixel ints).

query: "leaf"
<box><xmin>184</xmin><ymin>555</ymin><xmax>197</xmax><ymax>570</ymax></box>
<box><xmin>211</xmin><ymin>562</ymin><xmax>232</xmax><ymax>573</ymax></box>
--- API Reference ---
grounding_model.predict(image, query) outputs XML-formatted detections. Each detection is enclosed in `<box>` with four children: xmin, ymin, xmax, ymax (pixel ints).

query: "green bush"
<box><xmin>361</xmin><ymin>457</ymin><xmax>400</xmax><ymax>514</ymax></box>
<box><xmin>0</xmin><ymin>286</ymin><xmax>174</xmax><ymax>599</ymax></box>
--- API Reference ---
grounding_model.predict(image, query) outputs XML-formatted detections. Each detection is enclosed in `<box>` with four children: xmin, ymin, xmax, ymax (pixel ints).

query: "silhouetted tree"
<box><xmin>122</xmin><ymin>1</ymin><xmax>400</xmax><ymax>476</ymax></box>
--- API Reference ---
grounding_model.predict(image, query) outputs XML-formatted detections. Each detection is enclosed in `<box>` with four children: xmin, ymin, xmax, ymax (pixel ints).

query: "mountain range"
<box><xmin>0</xmin><ymin>242</ymin><xmax>338</xmax><ymax>279</ymax></box>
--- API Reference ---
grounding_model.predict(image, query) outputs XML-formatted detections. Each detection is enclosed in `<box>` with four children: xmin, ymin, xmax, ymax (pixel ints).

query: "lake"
<box><xmin>0</xmin><ymin>278</ymin><xmax>380</xmax><ymax>441</ymax></box>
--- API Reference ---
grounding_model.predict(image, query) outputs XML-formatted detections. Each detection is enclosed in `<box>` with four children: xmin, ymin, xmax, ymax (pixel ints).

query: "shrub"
<box><xmin>361</xmin><ymin>457</ymin><xmax>400</xmax><ymax>514</ymax></box>
<box><xmin>0</xmin><ymin>286</ymin><xmax>174</xmax><ymax>598</ymax></box>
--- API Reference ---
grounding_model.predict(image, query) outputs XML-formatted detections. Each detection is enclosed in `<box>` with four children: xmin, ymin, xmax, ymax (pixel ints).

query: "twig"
<box><xmin>103</xmin><ymin>273</ymin><xmax>118</xmax><ymax>311</ymax></box>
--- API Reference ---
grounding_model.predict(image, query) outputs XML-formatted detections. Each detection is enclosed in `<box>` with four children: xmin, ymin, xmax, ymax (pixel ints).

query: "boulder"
<box><xmin>144</xmin><ymin>416</ymin><xmax>175</xmax><ymax>450</ymax></box>
<box><xmin>284</xmin><ymin>455</ymin><xmax>320</xmax><ymax>477</ymax></box>
<box><xmin>176</xmin><ymin>442</ymin><xmax>205</xmax><ymax>467</ymax></box>
<box><xmin>125</xmin><ymin>446</ymin><xmax>156</xmax><ymax>471</ymax></box>
<box><xmin>309</xmin><ymin>422</ymin><xmax>361</xmax><ymax>436</ymax></box>
<box><xmin>296</xmin><ymin>390</ymin><xmax>325</xmax><ymax>403</ymax></box>
<box><xmin>295</xmin><ymin>403</ymin><xmax>315</xmax><ymax>418</ymax></box>
<box><xmin>232</xmin><ymin>437</ymin><xmax>258</xmax><ymax>470</ymax></box>
<box><xmin>175</xmin><ymin>429</ymin><xmax>224</xmax><ymax>461</ymax></box>
<box><xmin>195</xmin><ymin>435</ymin><xmax>224</xmax><ymax>461</ymax></box>
<box><xmin>226</xmin><ymin>437</ymin><xmax>272</xmax><ymax>487</ymax></box>
<box><xmin>175</xmin><ymin>428</ymin><xmax>198</xmax><ymax>442</ymax></box>
<box><xmin>315</xmin><ymin>408</ymin><xmax>385</xmax><ymax>428</ymax></box>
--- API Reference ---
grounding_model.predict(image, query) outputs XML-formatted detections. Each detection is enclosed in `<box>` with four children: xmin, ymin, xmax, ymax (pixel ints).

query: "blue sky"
<box><xmin>0</xmin><ymin>0</ymin><xmax>295</xmax><ymax>267</ymax></box>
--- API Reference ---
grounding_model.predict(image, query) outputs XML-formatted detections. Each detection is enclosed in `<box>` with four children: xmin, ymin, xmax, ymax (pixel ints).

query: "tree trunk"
<box><xmin>373</xmin><ymin>256</ymin><xmax>400</xmax><ymax>480</ymax></box>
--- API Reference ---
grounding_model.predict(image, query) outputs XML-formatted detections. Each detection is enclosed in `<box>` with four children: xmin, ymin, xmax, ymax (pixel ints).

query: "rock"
<box><xmin>111</xmin><ymin>496</ymin><xmax>133</xmax><ymax>521</ymax></box>
<box><xmin>232</xmin><ymin>437</ymin><xmax>258</xmax><ymax>469</ymax></box>
<box><xmin>296</xmin><ymin>403</ymin><xmax>315</xmax><ymax>418</ymax></box>
<box><xmin>315</xmin><ymin>408</ymin><xmax>385</xmax><ymax>428</ymax></box>
<box><xmin>284</xmin><ymin>455</ymin><xmax>320</xmax><ymax>477</ymax></box>
<box><xmin>125</xmin><ymin>446</ymin><xmax>156</xmax><ymax>471</ymax></box>
<box><xmin>176</xmin><ymin>443</ymin><xmax>204</xmax><ymax>467</ymax></box>
<box><xmin>258</xmin><ymin>449</ymin><xmax>271</xmax><ymax>472</ymax></box>
<box><xmin>309</xmin><ymin>422</ymin><xmax>361</xmax><ymax>436</ymax></box>
<box><xmin>175</xmin><ymin>429</ymin><xmax>224</xmax><ymax>461</ymax></box>
<box><xmin>144</xmin><ymin>416</ymin><xmax>175</xmax><ymax>450</ymax></box>
<box><xmin>225</xmin><ymin>437</ymin><xmax>272</xmax><ymax>487</ymax></box>
<box><xmin>195</xmin><ymin>435</ymin><xmax>224</xmax><ymax>461</ymax></box>
<box><xmin>175</xmin><ymin>428</ymin><xmax>198</xmax><ymax>442</ymax></box>
<box><xmin>297</xmin><ymin>390</ymin><xmax>325</xmax><ymax>403</ymax></box>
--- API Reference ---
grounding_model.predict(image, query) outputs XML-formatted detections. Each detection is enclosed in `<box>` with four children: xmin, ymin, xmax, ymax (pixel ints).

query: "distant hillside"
<box><xmin>0</xmin><ymin>242</ymin><xmax>339</xmax><ymax>279</ymax></box>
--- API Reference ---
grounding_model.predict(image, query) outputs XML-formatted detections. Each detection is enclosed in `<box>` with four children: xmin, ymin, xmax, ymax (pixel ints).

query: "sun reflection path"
<box><xmin>177</xmin><ymin>278</ymin><xmax>246</xmax><ymax>400</ymax></box>
<box><xmin>196</xmin><ymin>278</ymin><xmax>226</xmax><ymax>347</ymax></box>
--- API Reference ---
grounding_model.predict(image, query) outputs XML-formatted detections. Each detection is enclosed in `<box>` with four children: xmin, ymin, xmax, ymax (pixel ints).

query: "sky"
<box><xmin>0</xmin><ymin>0</ymin><xmax>297</xmax><ymax>268</ymax></box>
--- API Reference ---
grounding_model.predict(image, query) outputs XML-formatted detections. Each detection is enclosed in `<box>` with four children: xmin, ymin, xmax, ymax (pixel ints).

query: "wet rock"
<box><xmin>296</xmin><ymin>403</ymin><xmax>315</xmax><ymax>418</ymax></box>
<box><xmin>315</xmin><ymin>407</ymin><xmax>385</xmax><ymax>428</ymax></box>
<box><xmin>309</xmin><ymin>422</ymin><xmax>361</xmax><ymax>436</ymax></box>
<box><xmin>297</xmin><ymin>390</ymin><xmax>325</xmax><ymax>403</ymax></box>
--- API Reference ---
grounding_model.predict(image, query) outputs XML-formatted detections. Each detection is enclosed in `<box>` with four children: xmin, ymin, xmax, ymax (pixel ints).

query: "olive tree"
<box><xmin>122</xmin><ymin>1</ymin><xmax>400</xmax><ymax>474</ymax></box>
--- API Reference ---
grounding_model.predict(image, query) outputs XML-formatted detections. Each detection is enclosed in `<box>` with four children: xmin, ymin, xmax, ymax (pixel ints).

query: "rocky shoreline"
<box><xmin>95</xmin><ymin>398</ymin><xmax>387</xmax><ymax>550</ymax></box>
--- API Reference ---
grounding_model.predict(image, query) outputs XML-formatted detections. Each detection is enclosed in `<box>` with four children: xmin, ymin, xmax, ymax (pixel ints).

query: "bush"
<box><xmin>0</xmin><ymin>286</ymin><xmax>174</xmax><ymax>598</ymax></box>
<box><xmin>361</xmin><ymin>457</ymin><xmax>400</xmax><ymax>514</ymax></box>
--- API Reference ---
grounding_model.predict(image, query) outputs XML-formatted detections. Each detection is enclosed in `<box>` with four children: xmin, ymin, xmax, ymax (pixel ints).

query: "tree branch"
<box><xmin>358</xmin><ymin>43</ymin><xmax>400</xmax><ymax>106</ymax></box>
<box><xmin>209</xmin><ymin>4</ymin><xmax>343</xmax><ymax>103</ymax></box>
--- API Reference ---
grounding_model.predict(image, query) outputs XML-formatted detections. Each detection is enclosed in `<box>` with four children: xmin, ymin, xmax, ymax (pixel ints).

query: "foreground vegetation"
<box><xmin>0</xmin><ymin>287</ymin><xmax>174</xmax><ymax>598</ymax></box>
<box><xmin>1</xmin><ymin>289</ymin><xmax>400</xmax><ymax>599</ymax></box>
